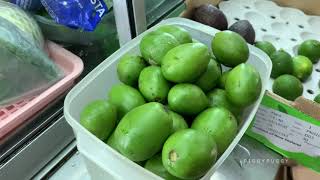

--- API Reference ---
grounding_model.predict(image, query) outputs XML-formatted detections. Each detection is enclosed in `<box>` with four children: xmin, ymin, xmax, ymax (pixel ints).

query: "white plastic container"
<box><xmin>64</xmin><ymin>18</ymin><xmax>272</xmax><ymax>180</ymax></box>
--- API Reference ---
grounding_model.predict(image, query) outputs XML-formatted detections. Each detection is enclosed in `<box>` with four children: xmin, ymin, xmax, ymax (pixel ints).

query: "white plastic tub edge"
<box><xmin>64</xmin><ymin>17</ymin><xmax>272</xmax><ymax>180</ymax></box>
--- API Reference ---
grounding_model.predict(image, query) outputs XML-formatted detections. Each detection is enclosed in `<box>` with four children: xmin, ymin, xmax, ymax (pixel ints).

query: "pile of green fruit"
<box><xmin>80</xmin><ymin>25</ymin><xmax>262</xmax><ymax>179</ymax></box>
<box><xmin>255</xmin><ymin>40</ymin><xmax>320</xmax><ymax>102</ymax></box>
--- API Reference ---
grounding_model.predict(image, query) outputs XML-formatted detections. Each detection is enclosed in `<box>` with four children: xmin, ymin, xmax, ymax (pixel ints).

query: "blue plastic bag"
<box><xmin>40</xmin><ymin>0</ymin><xmax>108</xmax><ymax>31</ymax></box>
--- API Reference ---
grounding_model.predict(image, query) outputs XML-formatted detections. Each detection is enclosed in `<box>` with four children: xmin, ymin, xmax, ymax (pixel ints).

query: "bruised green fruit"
<box><xmin>117</xmin><ymin>55</ymin><xmax>146</xmax><ymax>86</ymax></box>
<box><xmin>108</xmin><ymin>84</ymin><xmax>145</xmax><ymax>119</ymax></box>
<box><xmin>298</xmin><ymin>39</ymin><xmax>320</xmax><ymax>63</ymax></box>
<box><xmin>113</xmin><ymin>102</ymin><xmax>172</xmax><ymax>161</ymax></box>
<box><xmin>195</xmin><ymin>58</ymin><xmax>222</xmax><ymax>92</ymax></box>
<box><xmin>138</xmin><ymin>66</ymin><xmax>170</xmax><ymax>103</ymax></box>
<box><xmin>162</xmin><ymin>43</ymin><xmax>210</xmax><ymax>83</ymax></box>
<box><xmin>168</xmin><ymin>84</ymin><xmax>208</xmax><ymax>116</ymax></box>
<box><xmin>207</xmin><ymin>89</ymin><xmax>242</xmax><ymax>116</ymax></box>
<box><xmin>218</xmin><ymin>70</ymin><xmax>230</xmax><ymax>89</ymax></box>
<box><xmin>140</xmin><ymin>31</ymin><xmax>179</xmax><ymax>65</ymax></box>
<box><xmin>225</xmin><ymin>63</ymin><xmax>262</xmax><ymax>107</ymax></box>
<box><xmin>162</xmin><ymin>129</ymin><xmax>217</xmax><ymax>179</ymax></box>
<box><xmin>255</xmin><ymin>41</ymin><xmax>276</xmax><ymax>57</ymax></box>
<box><xmin>80</xmin><ymin>100</ymin><xmax>117</xmax><ymax>141</ymax></box>
<box><xmin>192</xmin><ymin>107</ymin><xmax>238</xmax><ymax>155</ymax></box>
<box><xmin>292</xmin><ymin>55</ymin><xmax>313</xmax><ymax>81</ymax></box>
<box><xmin>270</xmin><ymin>49</ymin><xmax>293</xmax><ymax>78</ymax></box>
<box><xmin>145</xmin><ymin>153</ymin><xmax>184</xmax><ymax>180</ymax></box>
<box><xmin>157</xmin><ymin>25</ymin><xmax>192</xmax><ymax>44</ymax></box>
<box><xmin>272</xmin><ymin>74</ymin><xmax>303</xmax><ymax>101</ymax></box>
<box><xmin>168</xmin><ymin>110</ymin><xmax>188</xmax><ymax>134</ymax></box>
<box><xmin>212</xmin><ymin>31</ymin><xmax>249</xmax><ymax>67</ymax></box>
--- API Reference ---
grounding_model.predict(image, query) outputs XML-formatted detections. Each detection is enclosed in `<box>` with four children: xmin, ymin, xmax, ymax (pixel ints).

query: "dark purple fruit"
<box><xmin>229</xmin><ymin>20</ymin><xmax>255</xmax><ymax>44</ymax></box>
<box><xmin>193</xmin><ymin>4</ymin><xmax>228</xmax><ymax>31</ymax></box>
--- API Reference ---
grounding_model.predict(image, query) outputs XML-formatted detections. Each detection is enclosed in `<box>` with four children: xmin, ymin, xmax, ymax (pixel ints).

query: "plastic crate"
<box><xmin>64</xmin><ymin>18</ymin><xmax>272</xmax><ymax>180</ymax></box>
<box><xmin>0</xmin><ymin>41</ymin><xmax>83</xmax><ymax>139</ymax></box>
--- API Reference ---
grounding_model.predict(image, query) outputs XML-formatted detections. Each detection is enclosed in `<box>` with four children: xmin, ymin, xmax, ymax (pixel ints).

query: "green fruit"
<box><xmin>207</xmin><ymin>89</ymin><xmax>242</xmax><ymax>116</ymax></box>
<box><xmin>140</xmin><ymin>31</ymin><xmax>179</xmax><ymax>65</ymax></box>
<box><xmin>270</xmin><ymin>49</ymin><xmax>293</xmax><ymax>78</ymax></box>
<box><xmin>113</xmin><ymin>102</ymin><xmax>172</xmax><ymax>161</ymax></box>
<box><xmin>157</xmin><ymin>25</ymin><xmax>192</xmax><ymax>44</ymax></box>
<box><xmin>225</xmin><ymin>63</ymin><xmax>262</xmax><ymax>107</ymax></box>
<box><xmin>117</xmin><ymin>55</ymin><xmax>146</xmax><ymax>86</ymax></box>
<box><xmin>162</xmin><ymin>129</ymin><xmax>217</xmax><ymax>179</ymax></box>
<box><xmin>314</xmin><ymin>94</ymin><xmax>320</xmax><ymax>103</ymax></box>
<box><xmin>145</xmin><ymin>153</ymin><xmax>184</xmax><ymax>180</ymax></box>
<box><xmin>298</xmin><ymin>40</ymin><xmax>320</xmax><ymax>63</ymax></box>
<box><xmin>108</xmin><ymin>84</ymin><xmax>145</xmax><ymax>119</ymax></box>
<box><xmin>273</xmin><ymin>74</ymin><xmax>303</xmax><ymax>101</ymax></box>
<box><xmin>161</xmin><ymin>43</ymin><xmax>211</xmax><ymax>83</ymax></box>
<box><xmin>168</xmin><ymin>84</ymin><xmax>208</xmax><ymax>116</ymax></box>
<box><xmin>138</xmin><ymin>66</ymin><xmax>170</xmax><ymax>103</ymax></box>
<box><xmin>218</xmin><ymin>70</ymin><xmax>230</xmax><ymax>89</ymax></box>
<box><xmin>254</xmin><ymin>41</ymin><xmax>276</xmax><ymax>56</ymax></box>
<box><xmin>211</xmin><ymin>31</ymin><xmax>249</xmax><ymax>67</ymax></box>
<box><xmin>80</xmin><ymin>100</ymin><xmax>117</xmax><ymax>141</ymax></box>
<box><xmin>106</xmin><ymin>132</ymin><xmax>119</xmax><ymax>151</ymax></box>
<box><xmin>292</xmin><ymin>55</ymin><xmax>313</xmax><ymax>81</ymax></box>
<box><xmin>168</xmin><ymin>110</ymin><xmax>188</xmax><ymax>134</ymax></box>
<box><xmin>192</xmin><ymin>107</ymin><xmax>238</xmax><ymax>155</ymax></box>
<box><xmin>195</xmin><ymin>58</ymin><xmax>222</xmax><ymax>92</ymax></box>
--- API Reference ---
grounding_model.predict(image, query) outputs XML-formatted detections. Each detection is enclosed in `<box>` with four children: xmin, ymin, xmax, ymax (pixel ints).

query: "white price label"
<box><xmin>252</xmin><ymin>105</ymin><xmax>320</xmax><ymax>157</ymax></box>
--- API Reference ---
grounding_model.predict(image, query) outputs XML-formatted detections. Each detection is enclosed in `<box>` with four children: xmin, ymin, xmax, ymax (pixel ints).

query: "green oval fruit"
<box><xmin>140</xmin><ymin>31</ymin><xmax>179</xmax><ymax>65</ymax></box>
<box><xmin>117</xmin><ymin>55</ymin><xmax>146</xmax><ymax>86</ymax></box>
<box><xmin>157</xmin><ymin>25</ymin><xmax>192</xmax><ymax>44</ymax></box>
<box><xmin>138</xmin><ymin>66</ymin><xmax>171</xmax><ymax>103</ymax></box>
<box><xmin>162</xmin><ymin>129</ymin><xmax>217</xmax><ymax>179</ymax></box>
<box><xmin>255</xmin><ymin>41</ymin><xmax>276</xmax><ymax>57</ymax></box>
<box><xmin>168</xmin><ymin>84</ymin><xmax>208</xmax><ymax>116</ymax></box>
<box><xmin>314</xmin><ymin>94</ymin><xmax>320</xmax><ymax>104</ymax></box>
<box><xmin>169</xmin><ymin>110</ymin><xmax>188</xmax><ymax>134</ymax></box>
<box><xmin>207</xmin><ymin>89</ymin><xmax>242</xmax><ymax>116</ymax></box>
<box><xmin>292</xmin><ymin>55</ymin><xmax>313</xmax><ymax>81</ymax></box>
<box><xmin>272</xmin><ymin>74</ymin><xmax>303</xmax><ymax>101</ymax></box>
<box><xmin>145</xmin><ymin>153</ymin><xmax>184</xmax><ymax>180</ymax></box>
<box><xmin>195</xmin><ymin>58</ymin><xmax>222</xmax><ymax>92</ymax></box>
<box><xmin>113</xmin><ymin>102</ymin><xmax>172</xmax><ymax>161</ymax></box>
<box><xmin>218</xmin><ymin>70</ymin><xmax>230</xmax><ymax>89</ymax></box>
<box><xmin>162</xmin><ymin>43</ymin><xmax>210</xmax><ymax>83</ymax></box>
<box><xmin>108</xmin><ymin>84</ymin><xmax>145</xmax><ymax>119</ymax></box>
<box><xmin>212</xmin><ymin>31</ymin><xmax>249</xmax><ymax>67</ymax></box>
<box><xmin>225</xmin><ymin>63</ymin><xmax>262</xmax><ymax>107</ymax></box>
<box><xmin>191</xmin><ymin>107</ymin><xmax>238</xmax><ymax>155</ymax></box>
<box><xmin>80</xmin><ymin>100</ymin><xmax>117</xmax><ymax>141</ymax></box>
<box><xmin>270</xmin><ymin>49</ymin><xmax>293</xmax><ymax>78</ymax></box>
<box><xmin>298</xmin><ymin>39</ymin><xmax>320</xmax><ymax>63</ymax></box>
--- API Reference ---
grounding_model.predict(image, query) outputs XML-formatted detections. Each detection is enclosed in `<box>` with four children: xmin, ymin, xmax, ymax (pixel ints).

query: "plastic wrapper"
<box><xmin>0</xmin><ymin>16</ymin><xmax>64</xmax><ymax>106</ymax></box>
<box><xmin>40</xmin><ymin>0</ymin><xmax>109</xmax><ymax>31</ymax></box>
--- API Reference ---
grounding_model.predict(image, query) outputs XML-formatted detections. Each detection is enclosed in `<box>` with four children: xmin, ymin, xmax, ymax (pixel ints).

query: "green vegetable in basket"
<box><xmin>225</xmin><ymin>63</ymin><xmax>262</xmax><ymax>107</ymax></box>
<box><xmin>162</xmin><ymin>129</ymin><xmax>217</xmax><ymax>180</ymax></box>
<box><xmin>80</xmin><ymin>100</ymin><xmax>117</xmax><ymax>141</ymax></box>
<box><xmin>138</xmin><ymin>66</ymin><xmax>170</xmax><ymax>103</ymax></box>
<box><xmin>272</xmin><ymin>74</ymin><xmax>303</xmax><ymax>101</ymax></box>
<box><xmin>195</xmin><ymin>57</ymin><xmax>222</xmax><ymax>92</ymax></box>
<box><xmin>117</xmin><ymin>55</ymin><xmax>146</xmax><ymax>86</ymax></box>
<box><xmin>140</xmin><ymin>31</ymin><xmax>179</xmax><ymax>65</ymax></box>
<box><xmin>108</xmin><ymin>84</ymin><xmax>145</xmax><ymax>120</ymax></box>
<box><xmin>161</xmin><ymin>43</ymin><xmax>210</xmax><ymax>83</ymax></box>
<box><xmin>292</xmin><ymin>55</ymin><xmax>313</xmax><ymax>81</ymax></box>
<box><xmin>145</xmin><ymin>153</ymin><xmax>184</xmax><ymax>180</ymax></box>
<box><xmin>298</xmin><ymin>39</ymin><xmax>320</xmax><ymax>64</ymax></box>
<box><xmin>270</xmin><ymin>49</ymin><xmax>293</xmax><ymax>78</ymax></box>
<box><xmin>168</xmin><ymin>84</ymin><xmax>208</xmax><ymax>116</ymax></box>
<box><xmin>191</xmin><ymin>107</ymin><xmax>238</xmax><ymax>155</ymax></box>
<box><xmin>156</xmin><ymin>25</ymin><xmax>192</xmax><ymax>44</ymax></box>
<box><xmin>112</xmin><ymin>102</ymin><xmax>172</xmax><ymax>162</ymax></box>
